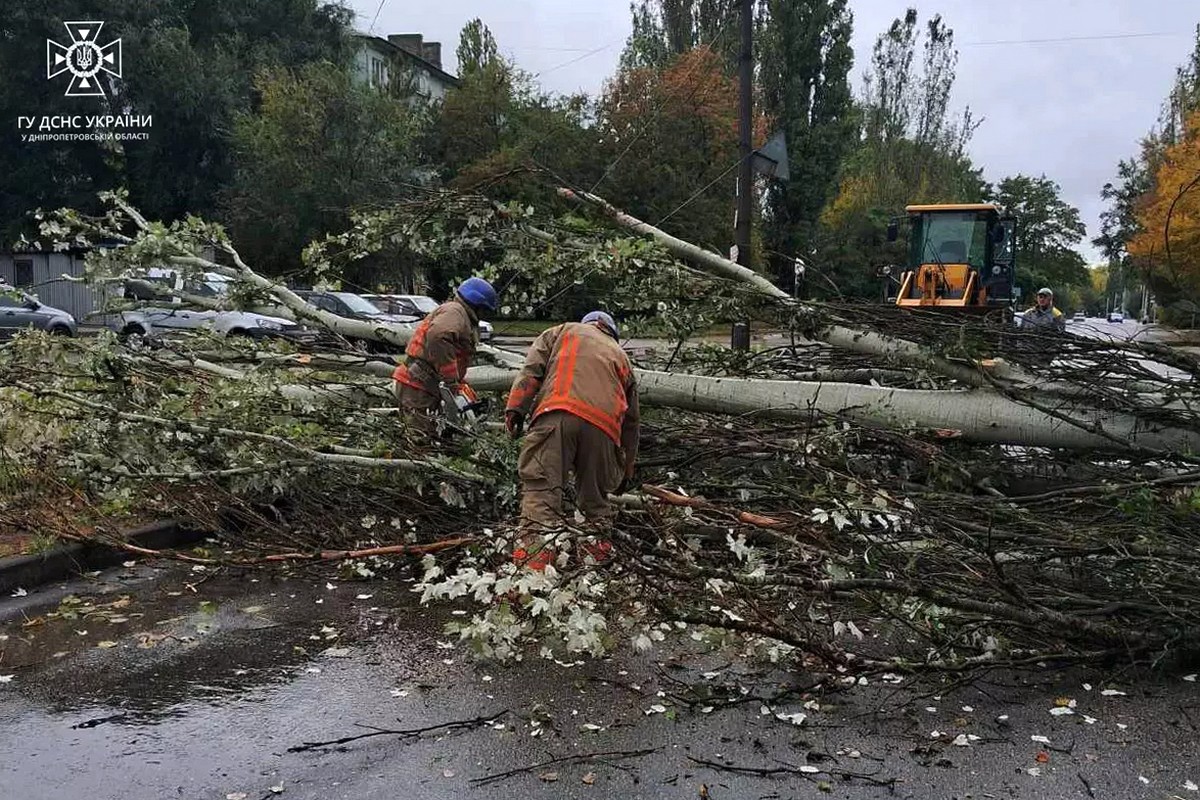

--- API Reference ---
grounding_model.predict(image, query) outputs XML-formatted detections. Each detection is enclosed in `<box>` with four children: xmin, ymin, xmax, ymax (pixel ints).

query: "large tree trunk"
<box><xmin>466</xmin><ymin>367</ymin><xmax>1200</xmax><ymax>451</ymax></box>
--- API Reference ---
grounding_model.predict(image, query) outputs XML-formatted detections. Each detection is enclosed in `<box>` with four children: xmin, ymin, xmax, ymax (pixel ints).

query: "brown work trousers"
<box><xmin>518</xmin><ymin>411</ymin><xmax>624</xmax><ymax>532</ymax></box>
<box><xmin>394</xmin><ymin>381</ymin><xmax>439</xmax><ymax>437</ymax></box>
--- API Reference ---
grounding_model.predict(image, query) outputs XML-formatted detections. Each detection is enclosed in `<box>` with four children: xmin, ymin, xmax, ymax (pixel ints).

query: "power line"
<box><xmin>534</xmin><ymin>41</ymin><xmax>621</xmax><ymax>78</ymax></box>
<box><xmin>961</xmin><ymin>31</ymin><xmax>1185</xmax><ymax>47</ymax></box>
<box><xmin>367</xmin><ymin>0</ymin><xmax>388</xmax><ymax>35</ymax></box>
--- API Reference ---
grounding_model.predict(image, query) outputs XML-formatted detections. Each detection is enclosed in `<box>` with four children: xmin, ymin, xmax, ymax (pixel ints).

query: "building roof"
<box><xmin>353</xmin><ymin>33</ymin><xmax>460</xmax><ymax>89</ymax></box>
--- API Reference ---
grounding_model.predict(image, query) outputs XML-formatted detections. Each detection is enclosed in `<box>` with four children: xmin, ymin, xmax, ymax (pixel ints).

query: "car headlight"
<box><xmin>256</xmin><ymin>319</ymin><xmax>284</xmax><ymax>331</ymax></box>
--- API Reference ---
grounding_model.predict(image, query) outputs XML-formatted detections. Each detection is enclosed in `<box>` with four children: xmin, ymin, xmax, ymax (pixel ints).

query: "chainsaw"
<box><xmin>439</xmin><ymin>383</ymin><xmax>490</xmax><ymax>429</ymax></box>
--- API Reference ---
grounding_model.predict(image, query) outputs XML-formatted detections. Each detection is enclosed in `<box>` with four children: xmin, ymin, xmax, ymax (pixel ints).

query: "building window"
<box><xmin>13</xmin><ymin>259</ymin><xmax>33</xmax><ymax>288</ymax></box>
<box><xmin>370</xmin><ymin>57</ymin><xmax>387</xmax><ymax>88</ymax></box>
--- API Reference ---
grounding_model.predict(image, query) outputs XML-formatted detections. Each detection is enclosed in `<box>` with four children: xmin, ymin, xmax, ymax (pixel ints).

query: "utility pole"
<box><xmin>731</xmin><ymin>0</ymin><xmax>754</xmax><ymax>351</ymax></box>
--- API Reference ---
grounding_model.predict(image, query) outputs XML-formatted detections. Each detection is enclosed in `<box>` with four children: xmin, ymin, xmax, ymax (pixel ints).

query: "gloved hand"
<box><xmin>505</xmin><ymin>410</ymin><xmax>525</xmax><ymax>439</ymax></box>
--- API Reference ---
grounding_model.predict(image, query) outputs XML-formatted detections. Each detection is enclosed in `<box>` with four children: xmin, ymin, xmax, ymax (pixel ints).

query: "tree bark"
<box><xmin>466</xmin><ymin>366</ymin><xmax>1200</xmax><ymax>451</ymax></box>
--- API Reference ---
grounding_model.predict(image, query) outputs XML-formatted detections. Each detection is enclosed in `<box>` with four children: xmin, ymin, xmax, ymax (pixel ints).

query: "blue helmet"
<box><xmin>456</xmin><ymin>277</ymin><xmax>498</xmax><ymax>312</ymax></box>
<box><xmin>582</xmin><ymin>310</ymin><xmax>618</xmax><ymax>339</ymax></box>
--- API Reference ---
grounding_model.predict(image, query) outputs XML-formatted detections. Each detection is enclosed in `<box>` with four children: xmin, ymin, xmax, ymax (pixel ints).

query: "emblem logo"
<box><xmin>47</xmin><ymin>21</ymin><xmax>122</xmax><ymax>97</ymax></box>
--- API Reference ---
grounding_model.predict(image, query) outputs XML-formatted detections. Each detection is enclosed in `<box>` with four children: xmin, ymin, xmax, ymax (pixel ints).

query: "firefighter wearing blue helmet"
<box><xmin>393</xmin><ymin>277</ymin><xmax>497</xmax><ymax>435</ymax></box>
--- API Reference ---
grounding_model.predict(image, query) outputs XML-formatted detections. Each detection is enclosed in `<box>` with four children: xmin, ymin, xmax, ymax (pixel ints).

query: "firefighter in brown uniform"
<box><xmin>505</xmin><ymin>311</ymin><xmax>639</xmax><ymax>567</ymax></box>
<box><xmin>392</xmin><ymin>277</ymin><xmax>497</xmax><ymax>435</ymax></box>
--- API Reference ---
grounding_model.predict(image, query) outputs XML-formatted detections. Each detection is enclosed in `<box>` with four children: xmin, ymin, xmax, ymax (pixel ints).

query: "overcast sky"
<box><xmin>349</xmin><ymin>0</ymin><xmax>1199</xmax><ymax>262</ymax></box>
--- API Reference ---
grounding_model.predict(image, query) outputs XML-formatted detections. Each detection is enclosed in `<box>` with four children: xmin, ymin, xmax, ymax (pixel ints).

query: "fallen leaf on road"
<box><xmin>1031</xmin><ymin>735</ymin><xmax>1051</xmax><ymax>744</ymax></box>
<box><xmin>951</xmin><ymin>734</ymin><xmax>970</xmax><ymax>747</ymax></box>
<box><xmin>645</xmin><ymin>704</ymin><xmax>667</xmax><ymax>715</ymax></box>
<box><xmin>355</xmin><ymin>594</ymin><xmax>373</xmax><ymax>600</ymax></box>
<box><xmin>700</xmin><ymin>706</ymin><xmax>714</xmax><ymax>714</ymax></box>
<box><xmin>1049</xmin><ymin>707</ymin><xmax>1074</xmax><ymax>716</ymax></box>
<box><xmin>538</xmin><ymin>771</ymin><xmax>559</xmax><ymax>782</ymax></box>
<box><xmin>1100</xmin><ymin>689</ymin><xmax>1127</xmax><ymax>696</ymax></box>
<box><xmin>1184</xmin><ymin>674</ymin><xmax>1197</xmax><ymax>683</ymax></box>
<box><xmin>0</xmin><ymin>675</ymin><xmax>14</xmax><ymax>684</ymax></box>
<box><xmin>1035</xmin><ymin>751</ymin><xmax>1050</xmax><ymax>764</ymax></box>
<box><xmin>122</xmin><ymin>561</ymin><xmax>137</xmax><ymax>568</ymax></box>
<box><xmin>325</xmin><ymin>583</ymin><xmax>336</xmax><ymax>591</ymax></box>
<box><xmin>226</xmin><ymin>794</ymin><xmax>248</xmax><ymax>800</ymax></box>
<box><xmin>1027</xmin><ymin>768</ymin><xmax>1042</xmax><ymax>777</ymax></box>
<box><xmin>269</xmin><ymin>783</ymin><xmax>284</xmax><ymax>794</ymax></box>
<box><xmin>442</xmin><ymin>769</ymin><xmax>455</xmax><ymax>778</ymax></box>
<box><xmin>581</xmin><ymin>772</ymin><xmax>596</xmax><ymax>785</ymax></box>
<box><xmin>390</xmin><ymin>689</ymin><xmax>408</xmax><ymax>698</ymax></box>
<box><xmin>1139</xmin><ymin>776</ymin><xmax>1150</xmax><ymax>785</ymax></box>
<box><xmin>775</xmin><ymin>712</ymin><xmax>806</xmax><ymax>726</ymax></box>
<box><xmin>322</xmin><ymin>648</ymin><xmax>351</xmax><ymax>658</ymax></box>
<box><xmin>97</xmin><ymin>641</ymin><xmax>117</xmax><ymax>649</ymax></box>
<box><xmin>580</xmin><ymin>723</ymin><xmax>603</xmax><ymax>731</ymax></box>
<box><xmin>1117</xmin><ymin>723</ymin><xmax>1128</xmax><ymax>730</ymax></box>
<box><xmin>12</xmin><ymin>587</ymin><xmax>28</xmax><ymax>597</ymax></box>
<box><xmin>1184</xmin><ymin>779</ymin><xmax>1199</xmax><ymax>791</ymax></box>
<box><xmin>798</xmin><ymin>765</ymin><xmax>820</xmax><ymax>774</ymax></box>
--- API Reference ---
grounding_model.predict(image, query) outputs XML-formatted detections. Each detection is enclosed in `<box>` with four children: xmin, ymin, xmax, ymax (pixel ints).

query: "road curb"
<box><xmin>0</xmin><ymin>520</ymin><xmax>208</xmax><ymax>595</ymax></box>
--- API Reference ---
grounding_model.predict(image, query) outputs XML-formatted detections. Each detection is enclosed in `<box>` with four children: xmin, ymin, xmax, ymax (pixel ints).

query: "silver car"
<box><xmin>0</xmin><ymin>283</ymin><xmax>77</xmax><ymax>339</ymax></box>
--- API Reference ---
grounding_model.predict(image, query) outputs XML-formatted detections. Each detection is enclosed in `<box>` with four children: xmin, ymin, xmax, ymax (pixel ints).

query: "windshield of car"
<box><xmin>332</xmin><ymin>292</ymin><xmax>383</xmax><ymax>314</ymax></box>
<box><xmin>403</xmin><ymin>296</ymin><xmax>438</xmax><ymax>313</ymax></box>
<box><xmin>188</xmin><ymin>278</ymin><xmax>232</xmax><ymax>298</ymax></box>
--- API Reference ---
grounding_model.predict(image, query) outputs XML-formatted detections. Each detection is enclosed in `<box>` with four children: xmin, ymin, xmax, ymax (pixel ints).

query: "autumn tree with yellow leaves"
<box><xmin>1128</xmin><ymin>108</ymin><xmax>1200</xmax><ymax>308</ymax></box>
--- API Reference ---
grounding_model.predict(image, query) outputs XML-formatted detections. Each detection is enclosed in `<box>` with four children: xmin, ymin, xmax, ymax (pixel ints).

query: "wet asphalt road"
<box><xmin>1</xmin><ymin>560</ymin><xmax>1198</xmax><ymax>800</ymax></box>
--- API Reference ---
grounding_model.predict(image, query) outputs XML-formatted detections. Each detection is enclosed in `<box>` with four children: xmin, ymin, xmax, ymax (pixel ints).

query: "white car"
<box><xmin>118</xmin><ymin>269</ymin><xmax>316</xmax><ymax>343</ymax></box>
<box><xmin>1107</xmin><ymin>311</ymin><xmax>1125</xmax><ymax>323</ymax></box>
<box><xmin>362</xmin><ymin>293</ymin><xmax>493</xmax><ymax>342</ymax></box>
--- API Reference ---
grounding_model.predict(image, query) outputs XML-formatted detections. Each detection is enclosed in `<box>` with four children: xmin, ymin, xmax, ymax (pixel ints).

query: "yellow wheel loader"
<box><xmin>880</xmin><ymin>203</ymin><xmax>1018</xmax><ymax>318</ymax></box>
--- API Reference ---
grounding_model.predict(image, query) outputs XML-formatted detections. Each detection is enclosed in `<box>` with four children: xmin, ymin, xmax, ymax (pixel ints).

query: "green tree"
<box><xmin>758</xmin><ymin>0</ymin><xmax>855</xmax><ymax>290</ymax></box>
<box><xmin>817</xmin><ymin>8</ymin><xmax>983</xmax><ymax>298</ymax></box>
<box><xmin>620</xmin><ymin>0</ymin><xmax>738</xmax><ymax>71</ymax></box>
<box><xmin>456</xmin><ymin>18</ymin><xmax>499</xmax><ymax>78</ymax></box>
<box><xmin>429</xmin><ymin>21</ymin><xmax>602</xmax><ymax>204</ymax></box>
<box><xmin>0</xmin><ymin>0</ymin><xmax>352</xmax><ymax>244</ymax></box>
<box><xmin>989</xmin><ymin>174</ymin><xmax>1088</xmax><ymax>302</ymax></box>
<box><xmin>221</xmin><ymin>63</ymin><xmax>422</xmax><ymax>281</ymax></box>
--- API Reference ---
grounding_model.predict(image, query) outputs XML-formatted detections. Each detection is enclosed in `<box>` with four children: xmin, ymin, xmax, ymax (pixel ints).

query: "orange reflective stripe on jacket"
<box><xmin>505</xmin><ymin>322</ymin><xmax>634</xmax><ymax>446</ymax></box>
<box><xmin>391</xmin><ymin>299</ymin><xmax>477</xmax><ymax>395</ymax></box>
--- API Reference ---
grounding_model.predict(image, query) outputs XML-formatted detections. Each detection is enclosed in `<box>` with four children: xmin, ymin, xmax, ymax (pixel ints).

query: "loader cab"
<box><xmin>884</xmin><ymin>204</ymin><xmax>1016</xmax><ymax>314</ymax></box>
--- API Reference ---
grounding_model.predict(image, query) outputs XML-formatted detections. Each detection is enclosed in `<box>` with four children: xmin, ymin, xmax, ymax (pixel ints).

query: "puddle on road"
<box><xmin>0</xmin><ymin>561</ymin><xmax>439</xmax><ymax>720</ymax></box>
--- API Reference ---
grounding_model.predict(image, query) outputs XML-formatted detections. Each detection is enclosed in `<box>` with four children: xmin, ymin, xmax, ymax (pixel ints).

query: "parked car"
<box><xmin>0</xmin><ymin>283</ymin><xmax>77</xmax><ymax>339</ymax></box>
<box><xmin>118</xmin><ymin>269</ymin><xmax>316</xmax><ymax>344</ymax></box>
<box><xmin>1073</xmin><ymin>311</ymin><xmax>1086</xmax><ymax>322</ymax></box>
<box><xmin>1107</xmin><ymin>311</ymin><xmax>1125</xmax><ymax>323</ymax></box>
<box><xmin>361</xmin><ymin>293</ymin><xmax>493</xmax><ymax>342</ymax></box>
<box><xmin>293</xmin><ymin>290</ymin><xmax>418</xmax><ymax>353</ymax></box>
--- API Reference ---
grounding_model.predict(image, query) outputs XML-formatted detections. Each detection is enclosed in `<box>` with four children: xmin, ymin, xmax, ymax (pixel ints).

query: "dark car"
<box><xmin>0</xmin><ymin>284</ymin><xmax>77</xmax><ymax>339</ymax></box>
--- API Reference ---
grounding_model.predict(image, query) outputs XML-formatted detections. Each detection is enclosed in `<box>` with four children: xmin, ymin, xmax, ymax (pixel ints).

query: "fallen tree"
<box><xmin>2</xmin><ymin>186</ymin><xmax>1197</xmax><ymax>675</ymax></box>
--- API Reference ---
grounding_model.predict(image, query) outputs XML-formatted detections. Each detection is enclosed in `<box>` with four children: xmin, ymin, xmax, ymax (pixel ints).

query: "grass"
<box><xmin>25</xmin><ymin>532</ymin><xmax>60</xmax><ymax>554</ymax></box>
